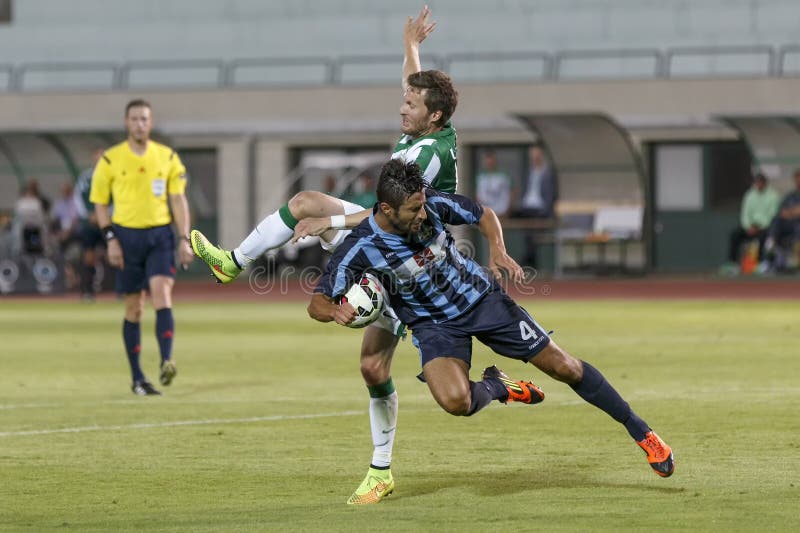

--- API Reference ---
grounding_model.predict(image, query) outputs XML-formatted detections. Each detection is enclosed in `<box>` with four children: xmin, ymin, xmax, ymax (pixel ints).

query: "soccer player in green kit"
<box><xmin>191</xmin><ymin>6</ymin><xmax>473</xmax><ymax>504</ymax></box>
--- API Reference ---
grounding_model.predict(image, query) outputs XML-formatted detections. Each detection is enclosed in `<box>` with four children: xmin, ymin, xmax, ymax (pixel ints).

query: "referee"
<box><xmin>90</xmin><ymin>99</ymin><xmax>194</xmax><ymax>396</ymax></box>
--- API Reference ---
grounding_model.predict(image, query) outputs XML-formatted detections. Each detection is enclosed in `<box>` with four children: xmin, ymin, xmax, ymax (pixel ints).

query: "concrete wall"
<box><xmin>2</xmin><ymin>75</ymin><xmax>799</xmax><ymax>240</ymax></box>
<box><xmin>2</xmin><ymin>76</ymin><xmax>799</xmax><ymax>133</ymax></box>
<box><xmin>1</xmin><ymin>0</ymin><xmax>798</xmax><ymax>64</ymax></box>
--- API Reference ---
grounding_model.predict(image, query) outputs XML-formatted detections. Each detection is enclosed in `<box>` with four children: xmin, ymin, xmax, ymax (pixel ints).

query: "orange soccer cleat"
<box><xmin>482</xmin><ymin>365</ymin><xmax>545</xmax><ymax>405</ymax></box>
<box><xmin>637</xmin><ymin>430</ymin><xmax>675</xmax><ymax>477</ymax></box>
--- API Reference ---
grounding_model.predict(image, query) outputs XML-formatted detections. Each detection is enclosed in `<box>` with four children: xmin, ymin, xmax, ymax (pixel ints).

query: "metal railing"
<box><xmin>1</xmin><ymin>44</ymin><xmax>798</xmax><ymax>93</ymax></box>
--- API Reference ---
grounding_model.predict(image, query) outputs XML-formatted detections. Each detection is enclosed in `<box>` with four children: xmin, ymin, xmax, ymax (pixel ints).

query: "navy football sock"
<box><xmin>122</xmin><ymin>320</ymin><xmax>145</xmax><ymax>383</ymax></box>
<box><xmin>155</xmin><ymin>308</ymin><xmax>174</xmax><ymax>363</ymax></box>
<box><xmin>570</xmin><ymin>361</ymin><xmax>650</xmax><ymax>441</ymax></box>
<box><xmin>466</xmin><ymin>378</ymin><xmax>508</xmax><ymax>416</ymax></box>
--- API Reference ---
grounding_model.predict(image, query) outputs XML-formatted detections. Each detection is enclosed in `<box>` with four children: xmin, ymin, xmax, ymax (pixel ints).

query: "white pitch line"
<box><xmin>0</xmin><ymin>410</ymin><xmax>363</xmax><ymax>438</ymax></box>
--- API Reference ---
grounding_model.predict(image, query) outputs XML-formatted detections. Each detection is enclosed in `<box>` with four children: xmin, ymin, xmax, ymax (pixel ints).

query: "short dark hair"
<box><xmin>406</xmin><ymin>70</ymin><xmax>458</xmax><ymax>127</ymax></box>
<box><xmin>377</xmin><ymin>159</ymin><xmax>425</xmax><ymax>209</ymax></box>
<box><xmin>125</xmin><ymin>98</ymin><xmax>152</xmax><ymax>117</ymax></box>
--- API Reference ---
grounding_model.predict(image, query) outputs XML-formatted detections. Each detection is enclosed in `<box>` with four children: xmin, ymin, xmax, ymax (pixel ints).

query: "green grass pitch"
<box><xmin>1</xmin><ymin>298</ymin><xmax>798</xmax><ymax>531</ymax></box>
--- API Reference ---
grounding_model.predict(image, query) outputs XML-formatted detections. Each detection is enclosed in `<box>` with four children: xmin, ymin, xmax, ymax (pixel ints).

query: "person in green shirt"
<box><xmin>343</xmin><ymin>172</ymin><xmax>378</xmax><ymax>209</ymax></box>
<box><xmin>728</xmin><ymin>172</ymin><xmax>780</xmax><ymax>263</ymax></box>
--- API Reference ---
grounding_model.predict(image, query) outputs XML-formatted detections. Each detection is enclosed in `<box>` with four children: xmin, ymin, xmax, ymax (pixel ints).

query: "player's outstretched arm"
<box><xmin>291</xmin><ymin>209</ymin><xmax>371</xmax><ymax>243</ymax></box>
<box><xmin>308</xmin><ymin>293</ymin><xmax>357</xmax><ymax>326</ymax></box>
<box><xmin>402</xmin><ymin>5</ymin><xmax>436</xmax><ymax>90</ymax></box>
<box><xmin>478</xmin><ymin>206</ymin><xmax>524</xmax><ymax>282</ymax></box>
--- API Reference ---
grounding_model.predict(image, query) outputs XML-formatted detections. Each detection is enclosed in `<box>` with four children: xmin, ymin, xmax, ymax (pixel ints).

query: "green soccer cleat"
<box><xmin>190</xmin><ymin>229</ymin><xmax>242</xmax><ymax>284</ymax></box>
<box><xmin>346</xmin><ymin>468</ymin><xmax>395</xmax><ymax>505</ymax></box>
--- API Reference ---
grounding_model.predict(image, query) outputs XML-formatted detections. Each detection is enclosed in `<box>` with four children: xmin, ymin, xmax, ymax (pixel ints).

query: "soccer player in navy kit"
<box><xmin>192</xmin><ymin>6</ymin><xmax>469</xmax><ymax>504</ymax></box>
<box><xmin>309</xmin><ymin>159</ymin><xmax>675</xmax><ymax>494</ymax></box>
<box><xmin>90</xmin><ymin>99</ymin><xmax>194</xmax><ymax>396</ymax></box>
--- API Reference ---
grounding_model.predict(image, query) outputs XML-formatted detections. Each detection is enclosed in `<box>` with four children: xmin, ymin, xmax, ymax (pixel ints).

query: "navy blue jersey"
<box><xmin>315</xmin><ymin>189</ymin><xmax>492</xmax><ymax>327</ymax></box>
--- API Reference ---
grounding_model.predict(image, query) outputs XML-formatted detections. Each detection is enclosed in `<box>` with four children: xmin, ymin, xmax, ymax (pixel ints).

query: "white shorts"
<box><xmin>369</xmin><ymin>301</ymin><xmax>406</xmax><ymax>338</ymax></box>
<box><xmin>319</xmin><ymin>199</ymin><xmax>365</xmax><ymax>253</ymax></box>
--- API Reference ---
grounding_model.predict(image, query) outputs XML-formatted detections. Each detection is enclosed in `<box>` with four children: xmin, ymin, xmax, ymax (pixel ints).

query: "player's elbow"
<box><xmin>306</xmin><ymin>303</ymin><xmax>323</xmax><ymax>322</ymax></box>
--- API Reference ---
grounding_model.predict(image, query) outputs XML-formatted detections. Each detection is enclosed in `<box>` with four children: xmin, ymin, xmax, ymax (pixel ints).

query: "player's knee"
<box><xmin>436</xmin><ymin>393</ymin><xmax>471</xmax><ymax>416</ymax></box>
<box><xmin>445</xmin><ymin>397</ymin><xmax>471</xmax><ymax>416</ymax></box>
<box><xmin>548</xmin><ymin>354</ymin><xmax>583</xmax><ymax>383</ymax></box>
<box><xmin>125</xmin><ymin>306</ymin><xmax>142</xmax><ymax>322</ymax></box>
<box><xmin>360</xmin><ymin>355</ymin><xmax>390</xmax><ymax>385</ymax></box>
<box><xmin>287</xmin><ymin>191</ymin><xmax>317</xmax><ymax>219</ymax></box>
<box><xmin>535</xmin><ymin>343</ymin><xmax>583</xmax><ymax>383</ymax></box>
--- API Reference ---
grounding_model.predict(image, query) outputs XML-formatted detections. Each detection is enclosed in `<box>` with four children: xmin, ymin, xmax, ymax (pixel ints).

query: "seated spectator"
<box><xmin>0</xmin><ymin>211</ymin><xmax>12</xmax><ymax>258</ymax></box>
<box><xmin>13</xmin><ymin>180</ymin><xmax>48</xmax><ymax>256</ymax></box>
<box><xmin>51</xmin><ymin>181</ymin><xmax>81</xmax><ymax>249</ymax></box>
<box><xmin>26</xmin><ymin>177</ymin><xmax>51</xmax><ymax>214</ymax></box>
<box><xmin>475</xmin><ymin>150</ymin><xmax>512</xmax><ymax>216</ymax></box>
<box><xmin>765</xmin><ymin>168</ymin><xmax>800</xmax><ymax>270</ymax></box>
<box><xmin>728</xmin><ymin>172</ymin><xmax>779</xmax><ymax>267</ymax></box>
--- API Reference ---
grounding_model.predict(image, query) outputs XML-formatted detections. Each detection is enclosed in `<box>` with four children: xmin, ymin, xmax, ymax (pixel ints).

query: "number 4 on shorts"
<box><xmin>519</xmin><ymin>321</ymin><xmax>538</xmax><ymax>341</ymax></box>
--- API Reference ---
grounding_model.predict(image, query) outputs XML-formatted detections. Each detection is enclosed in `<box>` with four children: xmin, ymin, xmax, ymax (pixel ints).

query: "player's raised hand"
<box><xmin>291</xmin><ymin>217</ymin><xmax>331</xmax><ymax>243</ymax></box>
<box><xmin>488</xmin><ymin>250</ymin><xmax>524</xmax><ymax>283</ymax></box>
<box><xmin>405</xmin><ymin>5</ymin><xmax>436</xmax><ymax>46</ymax></box>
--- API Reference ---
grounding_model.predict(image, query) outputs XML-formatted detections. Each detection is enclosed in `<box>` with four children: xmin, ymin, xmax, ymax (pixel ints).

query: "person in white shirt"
<box><xmin>475</xmin><ymin>150</ymin><xmax>512</xmax><ymax>216</ymax></box>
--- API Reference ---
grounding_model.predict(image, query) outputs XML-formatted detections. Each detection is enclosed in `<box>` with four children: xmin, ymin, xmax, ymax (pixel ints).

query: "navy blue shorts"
<box><xmin>114</xmin><ymin>224</ymin><xmax>176</xmax><ymax>294</ymax></box>
<box><xmin>411</xmin><ymin>285</ymin><xmax>551</xmax><ymax>368</ymax></box>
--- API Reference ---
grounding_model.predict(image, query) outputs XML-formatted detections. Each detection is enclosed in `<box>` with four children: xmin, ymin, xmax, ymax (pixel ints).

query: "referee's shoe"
<box><xmin>160</xmin><ymin>360</ymin><xmax>177</xmax><ymax>386</ymax></box>
<box><xmin>132</xmin><ymin>380</ymin><xmax>161</xmax><ymax>396</ymax></box>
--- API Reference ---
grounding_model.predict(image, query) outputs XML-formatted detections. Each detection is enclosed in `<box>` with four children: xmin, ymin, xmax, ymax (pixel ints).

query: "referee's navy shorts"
<box><xmin>411</xmin><ymin>283</ymin><xmax>551</xmax><ymax>368</ymax></box>
<box><xmin>113</xmin><ymin>224</ymin><xmax>176</xmax><ymax>294</ymax></box>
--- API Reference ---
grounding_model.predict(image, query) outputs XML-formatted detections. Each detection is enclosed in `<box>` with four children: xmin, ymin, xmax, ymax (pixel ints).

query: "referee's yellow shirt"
<box><xmin>89</xmin><ymin>140</ymin><xmax>187</xmax><ymax>229</ymax></box>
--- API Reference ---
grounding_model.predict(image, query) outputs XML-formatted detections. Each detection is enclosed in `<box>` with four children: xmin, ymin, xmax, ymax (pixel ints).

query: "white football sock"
<box><xmin>369</xmin><ymin>391</ymin><xmax>398</xmax><ymax>468</ymax></box>
<box><xmin>233</xmin><ymin>211</ymin><xmax>293</xmax><ymax>267</ymax></box>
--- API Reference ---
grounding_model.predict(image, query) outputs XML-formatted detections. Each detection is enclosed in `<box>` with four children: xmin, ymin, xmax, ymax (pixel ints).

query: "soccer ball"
<box><xmin>340</xmin><ymin>273</ymin><xmax>385</xmax><ymax>328</ymax></box>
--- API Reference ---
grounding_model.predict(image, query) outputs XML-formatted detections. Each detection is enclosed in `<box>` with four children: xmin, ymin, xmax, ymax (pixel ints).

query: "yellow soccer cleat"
<box><xmin>346</xmin><ymin>468</ymin><xmax>395</xmax><ymax>505</ymax></box>
<box><xmin>190</xmin><ymin>229</ymin><xmax>242</xmax><ymax>284</ymax></box>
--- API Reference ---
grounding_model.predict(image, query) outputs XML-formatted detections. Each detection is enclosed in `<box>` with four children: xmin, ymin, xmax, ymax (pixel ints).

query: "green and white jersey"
<box><xmin>73</xmin><ymin>166</ymin><xmax>96</xmax><ymax>219</ymax></box>
<box><xmin>391</xmin><ymin>122</ymin><xmax>458</xmax><ymax>193</ymax></box>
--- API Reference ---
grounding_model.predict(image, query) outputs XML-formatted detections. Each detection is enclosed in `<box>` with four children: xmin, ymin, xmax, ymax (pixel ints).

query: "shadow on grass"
<box><xmin>395</xmin><ymin>466</ymin><xmax>685</xmax><ymax>501</ymax></box>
